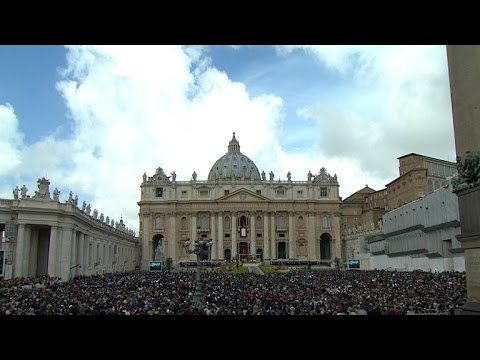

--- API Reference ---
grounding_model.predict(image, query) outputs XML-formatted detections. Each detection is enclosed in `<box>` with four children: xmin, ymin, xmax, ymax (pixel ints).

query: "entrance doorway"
<box><xmin>224</xmin><ymin>249</ymin><xmax>231</xmax><ymax>261</ymax></box>
<box><xmin>320</xmin><ymin>233</ymin><xmax>331</xmax><ymax>260</ymax></box>
<box><xmin>239</xmin><ymin>242</ymin><xmax>248</xmax><ymax>261</ymax></box>
<box><xmin>277</xmin><ymin>242</ymin><xmax>287</xmax><ymax>259</ymax></box>
<box><xmin>256</xmin><ymin>249</ymin><xmax>263</xmax><ymax>262</ymax></box>
<box><xmin>152</xmin><ymin>234</ymin><xmax>164</xmax><ymax>261</ymax></box>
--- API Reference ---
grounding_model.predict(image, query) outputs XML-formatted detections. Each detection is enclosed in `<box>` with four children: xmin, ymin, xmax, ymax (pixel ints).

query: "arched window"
<box><xmin>298</xmin><ymin>216</ymin><xmax>304</xmax><ymax>229</ymax></box>
<box><xmin>181</xmin><ymin>217</ymin><xmax>187</xmax><ymax>230</ymax></box>
<box><xmin>200</xmin><ymin>214</ymin><xmax>209</xmax><ymax>230</ymax></box>
<box><xmin>276</xmin><ymin>214</ymin><xmax>286</xmax><ymax>230</ymax></box>
<box><xmin>240</xmin><ymin>215</ymin><xmax>247</xmax><ymax>227</ymax></box>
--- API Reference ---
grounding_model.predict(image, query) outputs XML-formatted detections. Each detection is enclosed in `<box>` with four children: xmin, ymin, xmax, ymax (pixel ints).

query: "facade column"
<box><xmin>61</xmin><ymin>227</ymin><xmax>73</xmax><ymax>281</ymax></box>
<box><xmin>231</xmin><ymin>212</ymin><xmax>237</xmax><ymax>258</ymax></box>
<box><xmin>29</xmin><ymin>227</ymin><xmax>39</xmax><ymax>277</ymax></box>
<box><xmin>78</xmin><ymin>233</ymin><xmax>85</xmax><ymax>276</ymax></box>
<box><xmin>22</xmin><ymin>225</ymin><xmax>31</xmax><ymax>276</ymax></box>
<box><xmin>48</xmin><ymin>226</ymin><xmax>58</xmax><ymax>277</ymax></box>
<box><xmin>308</xmin><ymin>212</ymin><xmax>316</xmax><ymax>260</ymax></box>
<box><xmin>218</xmin><ymin>212</ymin><xmax>224</xmax><ymax>260</ymax></box>
<box><xmin>191</xmin><ymin>212</ymin><xmax>197</xmax><ymax>260</ymax></box>
<box><xmin>169</xmin><ymin>213</ymin><xmax>176</xmax><ymax>262</ymax></box>
<box><xmin>14</xmin><ymin>224</ymin><xmax>25</xmax><ymax>278</ymax></box>
<box><xmin>71</xmin><ymin>229</ymin><xmax>78</xmax><ymax>276</ymax></box>
<box><xmin>211</xmin><ymin>212</ymin><xmax>216</xmax><ymax>260</ymax></box>
<box><xmin>250</xmin><ymin>212</ymin><xmax>256</xmax><ymax>258</ymax></box>
<box><xmin>288</xmin><ymin>213</ymin><xmax>295</xmax><ymax>259</ymax></box>
<box><xmin>142</xmin><ymin>214</ymin><xmax>150</xmax><ymax>270</ymax></box>
<box><xmin>263</xmin><ymin>212</ymin><xmax>269</xmax><ymax>260</ymax></box>
<box><xmin>270</xmin><ymin>212</ymin><xmax>276</xmax><ymax>259</ymax></box>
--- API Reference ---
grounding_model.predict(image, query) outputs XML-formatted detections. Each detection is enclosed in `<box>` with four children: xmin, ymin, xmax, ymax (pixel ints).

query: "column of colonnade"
<box><xmin>190</xmin><ymin>212</ymin><xmax>197</xmax><ymax>260</ymax></box>
<box><xmin>210</xmin><ymin>212</ymin><xmax>216</xmax><ymax>260</ymax></box>
<box><xmin>270</xmin><ymin>211</ymin><xmax>276</xmax><ymax>259</ymax></box>
<box><xmin>169</xmin><ymin>213</ymin><xmax>176</xmax><ymax>261</ymax></box>
<box><xmin>217</xmin><ymin>212</ymin><xmax>224</xmax><ymax>260</ymax></box>
<box><xmin>307</xmin><ymin>212</ymin><xmax>315</xmax><ymax>260</ymax></box>
<box><xmin>263</xmin><ymin>211</ymin><xmax>269</xmax><ymax>259</ymax></box>
<box><xmin>288</xmin><ymin>213</ymin><xmax>295</xmax><ymax>259</ymax></box>
<box><xmin>250</xmin><ymin>212</ymin><xmax>255</xmax><ymax>258</ymax></box>
<box><xmin>231</xmin><ymin>212</ymin><xmax>237</xmax><ymax>258</ymax></box>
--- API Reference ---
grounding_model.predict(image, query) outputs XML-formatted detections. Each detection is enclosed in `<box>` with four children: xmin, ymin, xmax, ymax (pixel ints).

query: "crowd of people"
<box><xmin>0</xmin><ymin>269</ymin><xmax>466</xmax><ymax>315</ymax></box>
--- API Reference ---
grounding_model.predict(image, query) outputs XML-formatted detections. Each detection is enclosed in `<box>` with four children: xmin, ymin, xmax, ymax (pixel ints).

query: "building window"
<box><xmin>181</xmin><ymin>190</ymin><xmax>187</xmax><ymax>198</ymax></box>
<box><xmin>256</xmin><ymin>216</ymin><xmax>263</xmax><ymax>230</ymax></box>
<box><xmin>322</xmin><ymin>213</ymin><xmax>330</xmax><ymax>229</ymax></box>
<box><xmin>256</xmin><ymin>190</ymin><xmax>261</xmax><ymax>195</ymax></box>
<box><xmin>224</xmin><ymin>190</ymin><xmax>230</xmax><ymax>196</ymax></box>
<box><xmin>297</xmin><ymin>190</ymin><xmax>303</xmax><ymax>198</ymax></box>
<box><xmin>279</xmin><ymin>233</ymin><xmax>285</xmax><ymax>238</ymax></box>
<box><xmin>224</xmin><ymin>216</ymin><xmax>231</xmax><ymax>231</ymax></box>
<box><xmin>199</xmin><ymin>190</ymin><xmax>209</xmax><ymax>197</ymax></box>
<box><xmin>156</xmin><ymin>187</ymin><xmax>164</xmax><ymax>197</ymax></box>
<box><xmin>224</xmin><ymin>233</ymin><xmax>230</xmax><ymax>238</ymax></box>
<box><xmin>239</xmin><ymin>216</ymin><xmax>247</xmax><ymax>227</ymax></box>
<box><xmin>276</xmin><ymin>214</ymin><xmax>286</xmax><ymax>230</ymax></box>
<box><xmin>199</xmin><ymin>214</ymin><xmax>209</xmax><ymax>230</ymax></box>
<box><xmin>275</xmin><ymin>189</ymin><xmax>285</xmax><ymax>197</ymax></box>
<box><xmin>320</xmin><ymin>187</ymin><xmax>327</xmax><ymax>197</ymax></box>
<box><xmin>181</xmin><ymin>217</ymin><xmax>187</xmax><ymax>230</ymax></box>
<box><xmin>155</xmin><ymin>216</ymin><xmax>163</xmax><ymax>230</ymax></box>
<box><xmin>298</xmin><ymin>216</ymin><xmax>304</xmax><ymax>229</ymax></box>
<box><xmin>257</xmin><ymin>233</ymin><xmax>262</xmax><ymax>238</ymax></box>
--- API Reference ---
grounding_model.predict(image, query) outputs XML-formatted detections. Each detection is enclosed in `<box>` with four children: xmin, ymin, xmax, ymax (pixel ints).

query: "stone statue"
<box><xmin>143</xmin><ymin>172</ymin><xmax>147</xmax><ymax>183</ymax></box>
<box><xmin>154</xmin><ymin>242</ymin><xmax>163</xmax><ymax>261</ymax></box>
<box><xmin>99</xmin><ymin>213</ymin><xmax>104</xmax><ymax>222</ymax></box>
<box><xmin>67</xmin><ymin>191</ymin><xmax>73</xmax><ymax>204</ymax></box>
<box><xmin>308</xmin><ymin>171</ymin><xmax>312</xmax><ymax>182</ymax></box>
<box><xmin>287</xmin><ymin>171</ymin><xmax>291</xmax><ymax>181</ymax></box>
<box><xmin>269</xmin><ymin>171</ymin><xmax>274</xmax><ymax>181</ymax></box>
<box><xmin>111</xmin><ymin>219</ymin><xmax>115</xmax><ymax>227</ymax></box>
<box><xmin>53</xmin><ymin>188</ymin><xmax>60</xmax><ymax>201</ymax></box>
<box><xmin>74</xmin><ymin>195</ymin><xmax>79</xmax><ymax>207</ymax></box>
<box><xmin>261</xmin><ymin>171</ymin><xmax>266</xmax><ymax>181</ymax></box>
<box><xmin>171</xmin><ymin>171</ymin><xmax>176</xmax><ymax>182</ymax></box>
<box><xmin>106</xmin><ymin>216</ymin><xmax>110</xmax><ymax>225</ymax></box>
<box><xmin>86</xmin><ymin>203</ymin><xmax>91</xmax><ymax>215</ymax></box>
<box><xmin>13</xmin><ymin>186</ymin><xmax>19</xmax><ymax>199</ymax></box>
<box><xmin>93</xmin><ymin>209</ymin><xmax>98</xmax><ymax>219</ymax></box>
<box><xmin>192</xmin><ymin>171</ymin><xmax>197</xmax><ymax>181</ymax></box>
<box><xmin>81</xmin><ymin>201</ymin><xmax>86</xmax><ymax>211</ymax></box>
<box><xmin>20</xmin><ymin>185</ymin><xmax>28</xmax><ymax>199</ymax></box>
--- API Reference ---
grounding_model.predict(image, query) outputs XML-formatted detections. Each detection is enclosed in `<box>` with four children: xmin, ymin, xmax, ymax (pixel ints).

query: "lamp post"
<box><xmin>183</xmin><ymin>229</ymin><xmax>213</xmax><ymax>309</ymax></box>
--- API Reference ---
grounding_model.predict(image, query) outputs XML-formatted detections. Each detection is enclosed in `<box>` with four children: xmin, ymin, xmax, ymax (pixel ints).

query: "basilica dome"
<box><xmin>208</xmin><ymin>133</ymin><xmax>261</xmax><ymax>182</ymax></box>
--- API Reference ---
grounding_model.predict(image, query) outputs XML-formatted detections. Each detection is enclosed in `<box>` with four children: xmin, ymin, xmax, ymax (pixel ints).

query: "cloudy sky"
<box><xmin>0</xmin><ymin>45</ymin><xmax>456</xmax><ymax>232</ymax></box>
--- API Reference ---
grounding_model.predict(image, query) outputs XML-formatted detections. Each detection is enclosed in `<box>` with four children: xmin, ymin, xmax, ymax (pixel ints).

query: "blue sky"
<box><xmin>0</xmin><ymin>45</ymin><xmax>456</xmax><ymax>232</ymax></box>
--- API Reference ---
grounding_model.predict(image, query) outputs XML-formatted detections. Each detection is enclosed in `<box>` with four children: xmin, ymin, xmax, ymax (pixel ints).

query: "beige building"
<box><xmin>387</xmin><ymin>153</ymin><xmax>457</xmax><ymax>210</ymax></box>
<box><xmin>0</xmin><ymin>178</ymin><xmax>138</xmax><ymax>281</ymax></box>
<box><xmin>138</xmin><ymin>133</ymin><xmax>342</xmax><ymax>269</ymax></box>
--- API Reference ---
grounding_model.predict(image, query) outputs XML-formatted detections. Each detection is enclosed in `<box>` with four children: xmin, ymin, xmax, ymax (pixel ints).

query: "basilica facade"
<box><xmin>138</xmin><ymin>133</ymin><xmax>342</xmax><ymax>269</ymax></box>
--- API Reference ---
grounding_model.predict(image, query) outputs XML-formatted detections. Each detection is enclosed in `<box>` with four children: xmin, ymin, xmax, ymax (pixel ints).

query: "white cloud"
<box><xmin>280</xmin><ymin>45</ymin><xmax>456</xmax><ymax>195</ymax></box>
<box><xmin>0</xmin><ymin>104</ymin><xmax>23</xmax><ymax>173</ymax></box>
<box><xmin>1</xmin><ymin>46</ymin><xmax>285</xmax><ymax>232</ymax></box>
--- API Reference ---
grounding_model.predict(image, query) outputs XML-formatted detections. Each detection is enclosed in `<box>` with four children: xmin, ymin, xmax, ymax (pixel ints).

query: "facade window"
<box><xmin>199</xmin><ymin>190</ymin><xmax>209</xmax><ymax>197</ymax></box>
<box><xmin>275</xmin><ymin>189</ymin><xmax>285</xmax><ymax>197</ymax></box>
<box><xmin>155</xmin><ymin>216</ymin><xmax>163</xmax><ymax>230</ymax></box>
<box><xmin>256</xmin><ymin>216</ymin><xmax>263</xmax><ymax>230</ymax></box>
<box><xmin>256</xmin><ymin>190</ymin><xmax>262</xmax><ymax>195</ymax></box>
<box><xmin>239</xmin><ymin>215</ymin><xmax>247</xmax><ymax>227</ymax></box>
<box><xmin>320</xmin><ymin>187</ymin><xmax>327</xmax><ymax>197</ymax></box>
<box><xmin>224</xmin><ymin>190</ymin><xmax>230</xmax><ymax>196</ymax></box>
<box><xmin>224</xmin><ymin>216</ymin><xmax>231</xmax><ymax>231</ymax></box>
<box><xmin>322</xmin><ymin>213</ymin><xmax>330</xmax><ymax>229</ymax></box>
<box><xmin>181</xmin><ymin>190</ymin><xmax>187</xmax><ymax>198</ymax></box>
<box><xmin>257</xmin><ymin>233</ymin><xmax>262</xmax><ymax>238</ymax></box>
<box><xmin>199</xmin><ymin>214</ymin><xmax>209</xmax><ymax>230</ymax></box>
<box><xmin>297</xmin><ymin>190</ymin><xmax>303</xmax><ymax>198</ymax></box>
<box><xmin>298</xmin><ymin>216</ymin><xmax>304</xmax><ymax>229</ymax></box>
<box><xmin>276</xmin><ymin>214</ymin><xmax>286</xmax><ymax>230</ymax></box>
<box><xmin>156</xmin><ymin>187</ymin><xmax>164</xmax><ymax>197</ymax></box>
<box><xmin>181</xmin><ymin>217</ymin><xmax>187</xmax><ymax>230</ymax></box>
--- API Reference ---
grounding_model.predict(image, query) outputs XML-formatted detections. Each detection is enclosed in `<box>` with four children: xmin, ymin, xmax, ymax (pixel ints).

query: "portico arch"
<box><xmin>320</xmin><ymin>233</ymin><xmax>332</xmax><ymax>260</ymax></box>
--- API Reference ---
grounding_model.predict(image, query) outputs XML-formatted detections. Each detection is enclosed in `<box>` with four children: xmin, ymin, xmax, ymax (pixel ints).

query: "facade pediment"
<box><xmin>217</xmin><ymin>188</ymin><xmax>270</xmax><ymax>202</ymax></box>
